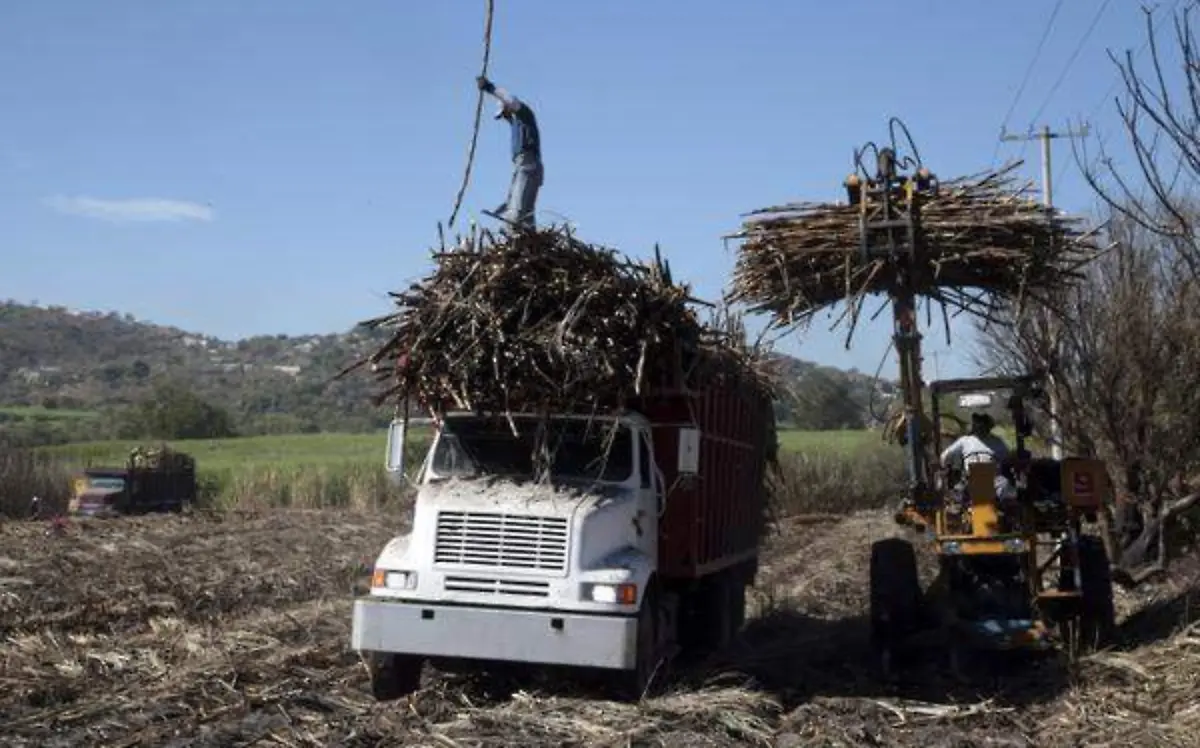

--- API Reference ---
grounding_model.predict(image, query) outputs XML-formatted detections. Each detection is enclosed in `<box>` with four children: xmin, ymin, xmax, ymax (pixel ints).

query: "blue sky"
<box><xmin>0</xmin><ymin>1</ymin><xmax>1165</xmax><ymax>379</ymax></box>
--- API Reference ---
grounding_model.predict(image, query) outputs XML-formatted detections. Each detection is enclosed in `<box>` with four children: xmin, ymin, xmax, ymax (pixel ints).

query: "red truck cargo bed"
<box><xmin>634</xmin><ymin>385</ymin><xmax>775</xmax><ymax>580</ymax></box>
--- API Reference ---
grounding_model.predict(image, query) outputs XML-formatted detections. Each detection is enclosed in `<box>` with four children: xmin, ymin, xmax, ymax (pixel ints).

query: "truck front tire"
<box><xmin>366</xmin><ymin>651</ymin><xmax>424</xmax><ymax>701</ymax></box>
<box><xmin>608</xmin><ymin>583</ymin><xmax>664</xmax><ymax>702</ymax></box>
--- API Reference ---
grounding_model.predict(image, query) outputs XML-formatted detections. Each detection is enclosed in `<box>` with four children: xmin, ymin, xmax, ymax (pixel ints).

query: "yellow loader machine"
<box><xmin>843</xmin><ymin>135</ymin><xmax>1117</xmax><ymax>672</ymax></box>
<box><xmin>874</xmin><ymin>376</ymin><xmax>1117</xmax><ymax>671</ymax></box>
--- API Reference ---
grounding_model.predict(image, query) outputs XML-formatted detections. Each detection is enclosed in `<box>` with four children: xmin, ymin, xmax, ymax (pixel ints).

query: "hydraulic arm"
<box><xmin>843</xmin><ymin>120</ymin><xmax>940</xmax><ymax>510</ymax></box>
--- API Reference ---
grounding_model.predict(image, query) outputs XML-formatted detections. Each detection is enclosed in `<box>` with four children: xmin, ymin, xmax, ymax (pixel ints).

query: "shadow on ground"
<box><xmin>415</xmin><ymin>607</ymin><xmax>1079</xmax><ymax>712</ymax></box>
<box><xmin>391</xmin><ymin>557</ymin><xmax>1200</xmax><ymax>712</ymax></box>
<box><xmin>670</xmin><ymin>608</ymin><xmax>1077</xmax><ymax>712</ymax></box>
<box><xmin>1116</xmin><ymin>580</ymin><xmax>1199</xmax><ymax>650</ymax></box>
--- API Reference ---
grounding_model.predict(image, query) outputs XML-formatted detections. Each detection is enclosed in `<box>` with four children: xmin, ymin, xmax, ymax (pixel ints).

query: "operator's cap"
<box><xmin>972</xmin><ymin>412</ymin><xmax>995</xmax><ymax>429</ymax></box>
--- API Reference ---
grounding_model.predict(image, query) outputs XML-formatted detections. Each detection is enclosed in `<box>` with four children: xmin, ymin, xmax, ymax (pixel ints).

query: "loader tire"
<box><xmin>1076</xmin><ymin>535</ymin><xmax>1117</xmax><ymax>652</ymax></box>
<box><xmin>869</xmin><ymin>538</ymin><xmax>923</xmax><ymax>670</ymax></box>
<box><xmin>366</xmin><ymin>651</ymin><xmax>423</xmax><ymax>701</ymax></box>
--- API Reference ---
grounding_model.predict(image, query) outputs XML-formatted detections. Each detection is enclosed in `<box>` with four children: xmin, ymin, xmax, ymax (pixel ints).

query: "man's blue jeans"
<box><xmin>496</xmin><ymin>154</ymin><xmax>543</xmax><ymax>228</ymax></box>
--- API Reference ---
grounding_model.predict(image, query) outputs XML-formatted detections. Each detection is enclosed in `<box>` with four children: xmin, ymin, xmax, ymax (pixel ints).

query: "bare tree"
<box><xmin>974</xmin><ymin>2</ymin><xmax>1200</xmax><ymax>582</ymax></box>
<box><xmin>1076</xmin><ymin>2</ymin><xmax>1200</xmax><ymax>275</ymax></box>
<box><xmin>977</xmin><ymin>208</ymin><xmax>1200</xmax><ymax>581</ymax></box>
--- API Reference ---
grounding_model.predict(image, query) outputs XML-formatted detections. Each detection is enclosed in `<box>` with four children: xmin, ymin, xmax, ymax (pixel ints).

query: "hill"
<box><xmin>0</xmin><ymin>300</ymin><xmax>895</xmax><ymax>445</ymax></box>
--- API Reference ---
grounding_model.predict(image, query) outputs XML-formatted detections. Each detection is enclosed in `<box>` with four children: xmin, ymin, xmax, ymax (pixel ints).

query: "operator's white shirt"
<box><xmin>940</xmin><ymin>433</ymin><xmax>1010</xmax><ymax>469</ymax></box>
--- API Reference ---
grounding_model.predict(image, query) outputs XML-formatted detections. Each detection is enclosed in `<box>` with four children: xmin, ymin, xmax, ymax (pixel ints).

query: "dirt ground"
<box><xmin>1</xmin><ymin>509</ymin><xmax>1197</xmax><ymax>747</ymax></box>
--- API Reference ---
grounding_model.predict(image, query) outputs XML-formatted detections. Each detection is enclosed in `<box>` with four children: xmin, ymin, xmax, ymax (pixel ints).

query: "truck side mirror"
<box><xmin>678</xmin><ymin>427</ymin><xmax>700</xmax><ymax>476</ymax></box>
<box><xmin>385</xmin><ymin>417</ymin><xmax>409</xmax><ymax>485</ymax></box>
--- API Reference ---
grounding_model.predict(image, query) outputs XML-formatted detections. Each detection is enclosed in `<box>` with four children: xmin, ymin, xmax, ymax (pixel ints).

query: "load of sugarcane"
<box><xmin>347</xmin><ymin>224</ymin><xmax>773</xmax><ymax>417</ymax></box>
<box><xmin>725</xmin><ymin>160</ymin><xmax>1103</xmax><ymax>337</ymax></box>
<box><xmin>129</xmin><ymin>444</ymin><xmax>193</xmax><ymax>471</ymax></box>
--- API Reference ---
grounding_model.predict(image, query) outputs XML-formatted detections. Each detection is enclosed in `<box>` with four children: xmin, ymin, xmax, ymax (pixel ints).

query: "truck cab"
<box><xmin>69</xmin><ymin>471</ymin><xmax>129</xmax><ymax>517</ymax></box>
<box><xmin>352</xmin><ymin>409</ymin><xmax>693</xmax><ymax>700</ymax></box>
<box><xmin>67</xmin><ymin>447</ymin><xmax>197</xmax><ymax>517</ymax></box>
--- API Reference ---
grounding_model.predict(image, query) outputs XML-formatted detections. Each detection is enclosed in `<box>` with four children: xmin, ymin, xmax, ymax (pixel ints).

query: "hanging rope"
<box><xmin>446</xmin><ymin>0</ymin><xmax>495</xmax><ymax>230</ymax></box>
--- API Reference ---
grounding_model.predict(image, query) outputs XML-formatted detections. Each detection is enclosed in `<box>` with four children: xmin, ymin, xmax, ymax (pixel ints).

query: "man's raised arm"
<box><xmin>478</xmin><ymin>76</ymin><xmax>521</xmax><ymax>114</ymax></box>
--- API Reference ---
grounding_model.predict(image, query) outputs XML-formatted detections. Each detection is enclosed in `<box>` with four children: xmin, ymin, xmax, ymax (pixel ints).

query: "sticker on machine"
<box><xmin>1072</xmin><ymin>471</ymin><xmax>1096</xmax><ymax>501</ymax></box>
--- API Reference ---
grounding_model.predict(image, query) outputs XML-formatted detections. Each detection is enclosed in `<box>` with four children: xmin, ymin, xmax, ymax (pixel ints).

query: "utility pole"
<box><xmin>999</xmin><ymin>123</ymin><xmax>1090</xmax><ymax>460</ymax></box>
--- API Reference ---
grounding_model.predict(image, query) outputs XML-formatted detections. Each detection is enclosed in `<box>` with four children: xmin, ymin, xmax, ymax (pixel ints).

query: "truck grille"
<box><xmin>443</xmin><ymin>575</ymin><xmax>551</xmax><ymax>597</ymax></box>
<box><xmin>434</xmin><ymin>511</ymin><xmax>569</xmax><ymax>573</ymax></box>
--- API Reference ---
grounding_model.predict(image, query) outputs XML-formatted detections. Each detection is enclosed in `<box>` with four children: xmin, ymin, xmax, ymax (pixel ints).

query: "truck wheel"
<box><xmin>610</xmin><ymin>584</ymin><xmax>662</xmax><ymax>702</ymax></box>
<box><xmin>869</xmin><ymin>538</ymin><xmax>923</xmax><ymax>675</ymax></box>
<box><xmin>727</xmin><ymin>572</ymin><xmax>747</xmax><ymax>642</ymax></box>
<box><xmin>679</xmin><ymin>566</ymin><xmax>748</xmax><ymax>656</ymax></box>
<box><xmin>1076</xmin><ymin>535</ymin><xmax>1116</xmax><ymax>652</ymax></box>
<box><xmin>706</xmin><ymin>568</ymin><xmax>746</xmax><ymax>652</ymax></box>
<box><xmin>366</xmin><ymin>651</ymin><xmax>423</xmax><ymax>701</ymax></box>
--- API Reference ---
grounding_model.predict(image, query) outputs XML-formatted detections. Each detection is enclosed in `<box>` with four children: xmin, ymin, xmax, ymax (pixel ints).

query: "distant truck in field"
<box><xmin>351</xmin><ymin>378</ymin><xmax>777</xmax><ymax>700</ymax></box>
<box><xmin>68</xmin><ymin>445</ymin><xmax>197</xmax><ymax>517</ymax></box>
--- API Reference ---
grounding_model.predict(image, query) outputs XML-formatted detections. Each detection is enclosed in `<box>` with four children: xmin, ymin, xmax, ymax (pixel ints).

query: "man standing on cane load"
<box><xmin>478</xmin><ymin>75</ymin><xmax>543</xmax><ymax>229</ymax></box>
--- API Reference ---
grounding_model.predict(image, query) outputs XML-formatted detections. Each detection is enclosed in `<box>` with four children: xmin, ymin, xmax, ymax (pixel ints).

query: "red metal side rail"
<box><xmin>637</xmin><ymin>384</ymin><xmax>774</xmax><ymax>580</ymax></box>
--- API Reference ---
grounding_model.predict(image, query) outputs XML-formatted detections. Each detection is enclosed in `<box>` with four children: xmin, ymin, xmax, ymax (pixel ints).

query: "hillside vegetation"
<box><xmin>0</xmin><ymin>301</ymin><xmax>896</xmax><ymax>447</ymax></box>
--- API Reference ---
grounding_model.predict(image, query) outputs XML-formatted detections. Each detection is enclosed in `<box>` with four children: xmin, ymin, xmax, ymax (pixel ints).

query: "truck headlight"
<box><xmin>582</xmin><ymin>582</ymin><xmax>637</xmax><ymax>605</ymax></box>
<box><xmin>371</xmin><ymin>569</ymin><xmax>417</xmax><ymax>590</ymax></box>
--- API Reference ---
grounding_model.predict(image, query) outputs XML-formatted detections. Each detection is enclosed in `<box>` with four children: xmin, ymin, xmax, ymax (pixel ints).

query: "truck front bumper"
<box><xmin>351</xmin><ymin>597</ymin><xmax>638</xmax><ymax>670</ymax></box>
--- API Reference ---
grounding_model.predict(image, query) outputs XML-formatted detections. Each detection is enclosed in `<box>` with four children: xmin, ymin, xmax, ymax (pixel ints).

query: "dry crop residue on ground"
<box><xmin>1</xmin><ymin>510</ymin><xmax>1197</xmax><ymax>747</ymax></box>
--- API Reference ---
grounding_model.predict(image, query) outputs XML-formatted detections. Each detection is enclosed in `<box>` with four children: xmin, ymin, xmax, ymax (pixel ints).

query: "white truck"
<box><xmin>351</xmin><ymin>382</ymin><xmax>775</xmax><ymax>701</ymax></box>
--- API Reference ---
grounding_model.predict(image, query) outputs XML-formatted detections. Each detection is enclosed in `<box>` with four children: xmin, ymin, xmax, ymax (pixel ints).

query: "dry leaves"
<box><xmin>1</xmin><ymin>509</ymin><xmax>1195</xmax><ymax>747</ymax></box>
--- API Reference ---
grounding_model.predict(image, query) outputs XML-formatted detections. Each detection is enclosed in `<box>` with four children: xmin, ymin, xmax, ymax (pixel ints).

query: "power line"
<box><xmin>1001</xmin><ymin>125</ymin><xmax>1091</xmax><ymax>208</ymax></box>
<box><xmin>991</xmin><ymin>0</ymin><xmax>1067</xmax><ymax>167</ymax></box>
<box><xmin>1079</xmin><ymin>1</ymin><xmax>1175</xmax><ymax>137</ymax></box>
<box><xmin>1085</xmin><ymin>15</ymin><xmax>1155</xmax><ymax>121</ymax></box>
<box><xmin>1027</xmin><ymin>0</ymin><xmax>1114</xmax><ymax>126</ymax></box>
<box><xmin>1053</xmin><ymin>1</ymin><xmax>1179</xmax><ymax>194</ymax></box>
<box><xmin>1003</xmin><ymin>0</ymin><xmax>1113</xmax><ymax>172</ymax></box>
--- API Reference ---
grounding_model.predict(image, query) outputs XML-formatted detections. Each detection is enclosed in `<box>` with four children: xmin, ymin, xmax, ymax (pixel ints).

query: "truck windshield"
<box><xmin>430</xmin><ymin>417</ymin><xmax>633</xmax><ymax>483</ymax></box>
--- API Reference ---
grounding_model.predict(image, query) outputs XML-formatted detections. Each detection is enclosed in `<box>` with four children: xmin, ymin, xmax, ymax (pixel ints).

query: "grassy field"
<box><xmin>4</xmin><ymin>419</ymin><xmax>1052</xmax><ymax>520</ymax></box>
<box><xmin>779</xmin><ymin>428</ymin><xmax>879</xmax><ymax>453</ymax></box>
<box><xmin>43</xmin><ymin>431</ymin><xmax>420</xmax><ymax>471</ymax></box>
<box><xmin>0</xmin><ymin>406</ymin><xmax>98</xmax><ymax>421</ymax></box>
<box><xmin>42</xmin><ymin>427</ymin><xmax>879</xmax><ymax>470</ymax></box>
<box><xmin>16</xmin><ymin>428</ymin><xmax>897</xmax><ymax>515</ymax></box>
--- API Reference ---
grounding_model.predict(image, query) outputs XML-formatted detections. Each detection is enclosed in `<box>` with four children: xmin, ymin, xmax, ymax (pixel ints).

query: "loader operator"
<box><xmin>939</xmin><ymin>412</ymin><xmax>1018</xmax><ymax>505</ymax></box>
<box><xmin>478</xmin><ymin>75</ymin><xmax>543</xmax><ymax>229</ymax></box>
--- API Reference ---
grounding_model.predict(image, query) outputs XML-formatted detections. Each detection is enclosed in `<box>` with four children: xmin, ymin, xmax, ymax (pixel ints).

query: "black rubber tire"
<box><xmin>1076</xmin><ymin>535</ymin><xmax>1117</xmax><ymax>652</ymax></box>
<box><xmin>677</xmin><ymin>566</ymin><xmax>747</xmax><ymax>656</ymax></box>
<box><xmin>705</xmin><ymin>568</ymin><xmax>747</xmax><ymax>652</ymax></box>
<box><xmin>869</xmin><ymin>538</ymin><xmax>923</xmax><ymax>660</ymax></box>
<box><xmin>366</xmin><ymin>651</ymin><xmax>424</xmax><ymax>701</ymax></box>
<box><xmin>727</xmin><ymin>575</ymin><xmax>747</xmax><ymax>641</ymax></box>
<box><xmin>610</xmin><ymin>584</ymin><xmax>662</xmax><ymax>702</ymax></box>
